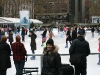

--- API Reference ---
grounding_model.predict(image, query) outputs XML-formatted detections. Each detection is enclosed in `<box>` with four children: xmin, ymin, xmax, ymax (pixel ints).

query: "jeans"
<box><xmin>98</xmin><ymin>54</ymin><xmax>100</xmax><ymax>63</ymax></box>
<box><xmin>0</xmin><ymin>70</ymin><xmax>7</xmax><ymax>75</ymax></box>
<box><xmin>14</xmin><ymin>60</ymin><xmax>25</xmax><ymax>75</ymax></box>
<box><xmin>10</xmin><ymin>42</ymin><xmax>12</xmax><ymax>46</ymax></box>
<box><xmin>32</xmin><ymin>50</ymin><xmax>35</xmax><ymax>58</ymax></box>
<box><xmin>22</xmin><ymin>35</ymin><xmax>25</xmax><ymax>41</ymax></box>
<box><xmin>98</xmin><ymin>31</ymin><xmax>100</xmax><ymax>36</ymax></box>
<box><xmin>92</xmin><ymin>32</ymin><xmax>94</xmax><ymax>37</ymax></box>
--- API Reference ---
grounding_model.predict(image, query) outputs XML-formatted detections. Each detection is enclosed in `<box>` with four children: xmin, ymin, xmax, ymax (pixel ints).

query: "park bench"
<box><xmin>23</xmin><ymin>67</ymin><xmax>39</xmax><ymax>75</ymax></box>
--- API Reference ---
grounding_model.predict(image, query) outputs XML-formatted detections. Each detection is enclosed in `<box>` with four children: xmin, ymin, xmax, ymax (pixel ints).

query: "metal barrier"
<box><xmin>11</xmin><ymin>53</ymin><xmax>100</xmax><ymax>74</ymax></box>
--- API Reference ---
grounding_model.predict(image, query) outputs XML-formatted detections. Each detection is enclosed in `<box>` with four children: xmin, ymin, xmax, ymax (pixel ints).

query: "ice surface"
<box><xmin>6</xmin><ymin>31</ymin><xmax>100</xmax><ymax>75</ymax></box>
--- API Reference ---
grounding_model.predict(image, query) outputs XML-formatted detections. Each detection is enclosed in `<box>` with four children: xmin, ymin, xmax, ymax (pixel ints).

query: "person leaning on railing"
<box><xmin>11</xmin><ymin>35</ymin><xmax>27</xmax><ymax>75</ymax></box>
<box><xmin>69</xmin><ymin>30</ymin><xmax>90</xmax><ymax>75</ymax></box>
<box><xmin>0</xmin><ymin>35</ymin><xmax>11</xmax><ymax>75</ymax></box>
<box><xmin>41</xmin><ymin>39</ymin><xmax>63</xmax><ymax>75</ymax></box>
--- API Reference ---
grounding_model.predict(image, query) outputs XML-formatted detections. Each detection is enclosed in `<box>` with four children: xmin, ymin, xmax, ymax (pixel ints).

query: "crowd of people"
<box><xmin>0</xmin><ymin>25</ymin><xmax>100</xmax><ymax>75</ymax></box>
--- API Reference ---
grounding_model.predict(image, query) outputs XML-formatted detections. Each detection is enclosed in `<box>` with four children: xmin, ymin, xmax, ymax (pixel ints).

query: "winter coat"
<box><xmin>66</xmin><ymin>30</ymin><xmax>71</xmax><ymax>41</ymax></box>
<box><xmin>69</xmin><ymin>36</ymin><xmax>90</xmax><ymax>63</ymax></box>
<box><xmin>0</xmin><ymin>42</ymin><xmax>11</xmax><ymax>70</ymax></box>
<box><xmin>41</xmin><ymin>45</ymin><xmax>63</xmax><ymax>75</ymax></box>
<box><xmin>30</xmin><ymin>33</ymin><xmax>37</xmax><ymax>50</ymax></box>
<box><xmin>98</xmin><ymin>43</ymin><xmax>100</xmax><ymax>52</ymax></box>
<box><xmin>42</xmin><ymin>30</ymin><xmax>47</xmax><ymax>37</ymax></box>
<box><xmin>21</xmin><ymin>28</ymin><xmax>25</xmax><ymax>35</ymax></box>
<box><xmin>91</xmin><ymin>27</ymin><xmax>95</xmax><ymax>33</ymax></box>
<box><xmin>0</xmin><ymin>33</ymin><xmax>2</xmax><ymax>40</ymax></box>
<box><xmin>8</xmin><ymin>32</ymin><xmax>13</xmax><ymax>42</ymax></box>
<box><xmin>71</xmin><ymin>30</ymin><xmax>77</xmax><ymax>41</ymax></box>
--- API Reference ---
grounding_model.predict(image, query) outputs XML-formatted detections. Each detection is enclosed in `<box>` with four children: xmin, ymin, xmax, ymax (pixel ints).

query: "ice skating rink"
<box><xmin>7</xmin><ymin>31</ymin><xmax>100</xmax><ymax>75</ymax></box>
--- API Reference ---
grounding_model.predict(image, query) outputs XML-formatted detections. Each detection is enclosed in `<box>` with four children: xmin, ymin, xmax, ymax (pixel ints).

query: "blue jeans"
<box><xmin>92</xmin><ymin>32</ymin><xmax>94</xmax><ymax>37</ymax></box>
<box><xmin>98</xmin><ymin>54</ymin><xmax>100</xmax><ymax>63</ymax></box>
<box><xmin>0</xmin><ymin>70</ymin><xmax>7</xmax><ymax>75</ymax></box>
<box><xmin>98</xmin><ymin>31</ymin><xmax>100</xmax><ymax>35</ymax></box>
<box><xmin>32</xmin><ymin>50</ymin><xmax>35</xmax><ymax>58</ymax></box>
<box><xmin>14</xmin><ymin>60</ymin><xmax>25</xmax><ymax>75</ymax></box>
<box><xmin>22</xmin><ymin>35</ymin><xmax>25</xmax><ymax>41</ymax></box>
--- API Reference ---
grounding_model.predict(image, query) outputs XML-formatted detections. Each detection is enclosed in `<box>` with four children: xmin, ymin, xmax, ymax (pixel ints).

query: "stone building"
<box><xmin>0</xmin><ymin>0</ymin><xmax>88</xmax><ymax>24</ymax></box>
<box><xmin>0</xmin><ymin>0</ymin><xmax>68</xmax><ymax>24</ymax></box>
<box><xmin>69</xmin><ymin>0</ymin><xmax>85</xmax><ymax>23</ymax></box>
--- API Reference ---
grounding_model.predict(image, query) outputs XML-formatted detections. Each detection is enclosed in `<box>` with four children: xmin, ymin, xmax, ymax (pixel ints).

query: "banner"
<box><xmin>92</xmin><ymin>16</ymin><xmax>100</xmax><ymax>23</ymax></box>
<box><xmin>19</xmin><ymin>10</ymin><xmax>30</xmax><ymax>28</ymax></box>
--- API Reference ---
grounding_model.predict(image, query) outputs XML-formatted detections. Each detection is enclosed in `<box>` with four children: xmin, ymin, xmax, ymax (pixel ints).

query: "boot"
<box><xmin>30</xmin><ymin>52</ymin><xmax>35</xmax><ymax>60</ymax></box>
<box><xmin>30</xmin><ymin>56</ymin><xmax>35</xmax><ymax>60</ymax></box>
<box><xmin>41</xmin><ymin>44</ymin><xmax>43</xmax><ymax>46</ymax></box>
<box><xmin>97</xmin><ymin>62</ymin><xmax>100</xmax><ymax>65</ymax></box>
<box><xmin>65</xmin><ymin>44</ymin><xmax>68</xmax><ymax>48</ymax></box>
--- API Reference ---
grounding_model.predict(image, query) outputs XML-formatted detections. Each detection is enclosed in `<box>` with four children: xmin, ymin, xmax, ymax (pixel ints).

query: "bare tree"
<box><xmin>89</xmin><ymin>0</ymin><xmax>100</xmax><ymax>16</ymax></box>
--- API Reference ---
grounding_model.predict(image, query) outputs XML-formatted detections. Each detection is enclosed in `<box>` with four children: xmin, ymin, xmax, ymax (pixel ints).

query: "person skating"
<box><xmin>29</xmin><ymin>29</ymin><xmax>37</xmax><ymax>60</ymax></box>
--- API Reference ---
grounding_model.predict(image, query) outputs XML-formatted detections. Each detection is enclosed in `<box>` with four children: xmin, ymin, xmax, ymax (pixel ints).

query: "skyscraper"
<box><xmin>69</xmin><ymin>0</ymin><xmax>85</xmax><ymax>23</ymax></box>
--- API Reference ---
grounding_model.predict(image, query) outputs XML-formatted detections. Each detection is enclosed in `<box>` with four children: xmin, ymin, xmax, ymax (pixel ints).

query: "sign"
<box><xmin>92</xmin><ymin>16</ymin><xmax>100</xmax><ymax>23</ymax></box>
<box><xmin>19</xmin><ymin>10</ymin><xmax>30</xmax><ymax>28</ymax></box>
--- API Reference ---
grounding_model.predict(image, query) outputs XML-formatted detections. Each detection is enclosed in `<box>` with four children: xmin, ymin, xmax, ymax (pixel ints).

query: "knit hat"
<box><xmin>77</xmin><ymin>30</ymin><xmax>85</xmax><ymax>35</ymax></box>
<box><xmin>46</xmin><ymin>39</ymin><xmax>54</xmax><ymax>46</ymax></box>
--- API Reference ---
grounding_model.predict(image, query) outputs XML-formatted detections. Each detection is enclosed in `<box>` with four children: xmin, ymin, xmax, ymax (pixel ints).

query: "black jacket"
<box><xmin>69</xmin><ymin>36</ymin><xmax>90</xmax><ymax>62</ymax></box>
<box><xmin>42</xmin><ymin>30</ymin><xmax>47</xmax><ymax>37</ymax></box>
<box><xmin>30</xmin><ymin>33</ymin><xmax>37</xmax><ymax>50</ymax></box>
<box><xmin>21</xmin><ymin>28</ymin><xmax>25</xmax><ymax>35</ymax></box>
<box><xmin>91</xmin><ymin>27</ymin><xmax>95</xmax><ymax>32</ymax></box>
<box><xmin>66</xmin><ymin>30</ymin><xmax>71</xmax><ymax>41</ymax></box>
<box><xmin>8</xmin><ymin>33</ymin><xmax>13</xmax><ymax>42</ymax></box>
<box><xmin>71</xmin><ymin>30</ymin><xmax>77</xmax><ymax>41</ymax></box>
<box><xmin>0</xmin><ymin>42</ymin><xmax>11</xmax><ymax>70</ymax></box>
<box><xmin>41</xmin><ymin>45</ymin><xmax>62</xmax><ymax>75</ymax></box>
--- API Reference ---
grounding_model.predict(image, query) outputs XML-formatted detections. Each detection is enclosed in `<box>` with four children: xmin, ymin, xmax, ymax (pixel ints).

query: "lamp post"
<box><xmin>67</xmin><ymin>0</ymin><xmax>69</xmax><ymax>23</ymax></box>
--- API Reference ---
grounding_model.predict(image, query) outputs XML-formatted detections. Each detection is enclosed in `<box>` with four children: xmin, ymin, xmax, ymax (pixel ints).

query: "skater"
<box><xmin>11</xmin><ymin>35</ymin><xmax>27</xmax><ymax>75</ymax></box>
<box><xmin>97</xmin><ymin>38</ymin><xmax>100</xmax><ymax>65</ymax></box>
<box><xmin>91</xmin><ymin>27</ymin><xmax>95</xmax><ymax>38</ymax></box>
<box><xmin>29</xmin><ymin>29</ymin><xmax>37</xmax><ymax>60</ymax></box>
<box><xmin>8</xmin><ymin>30</ymin><xmax>13</xmax><ymax>46</ymax></box>
<box><xmin>41</xmin><ymin>28</ymin><xmax>47</xmax><ymax>46</ymax></box>
<box><xmin>0</xmin><ymin>35</ymin><xmax>11</xmax><ymax>75</ymax></box>
<box><xmin>71</xmin><ymin>27</ymin><xmax>77</xmax><ymax>41</ymax></box>
<box><xmin>65</xmin><ymin>28</ymin><xmax>71</xmax><ymax>48</ymax></box>
<box><xmin>48</xmin><ymin>30</ymin><xmax>54</xmax><ymax>39</ymax></box>
<box><xmin>21</xmin><ymin>27</ymin><xmax>25</xmax><ymax>42</ymax></box>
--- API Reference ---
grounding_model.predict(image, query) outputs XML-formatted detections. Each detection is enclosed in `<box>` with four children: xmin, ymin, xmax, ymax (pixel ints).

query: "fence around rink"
<box><xmin>10</xmin><ymin>53</ymin><xmax>100</xmax><ymax>74</ymax></box>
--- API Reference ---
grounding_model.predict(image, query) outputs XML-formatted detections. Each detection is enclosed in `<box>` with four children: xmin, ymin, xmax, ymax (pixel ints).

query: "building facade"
<box><xmin>0</xmin><ymin>0</ymin><xmax>87</xmax><ymax>24</ymax></box>
<box><xmin>69</xmin><ymin>0</ymin><xmax>85</xmax><ymax>23</ymax></box>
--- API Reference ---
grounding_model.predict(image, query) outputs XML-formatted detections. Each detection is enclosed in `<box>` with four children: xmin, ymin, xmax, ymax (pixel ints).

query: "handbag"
<box><xmin>69</xmin><ymin>53</ymin><xmax>83</xmax><ymax>65</ymax></box>
<box><xmin>62</xmin><ymin>64</ymin><xmax>74</xmax><ymax>75</ymax></box>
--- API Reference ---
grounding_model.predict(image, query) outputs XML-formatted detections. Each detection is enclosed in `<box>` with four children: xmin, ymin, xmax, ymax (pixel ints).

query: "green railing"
<box><xmin>10</xmin><ymin>53</ymin><xmax>100</xmax><ymax>74</ymax></box>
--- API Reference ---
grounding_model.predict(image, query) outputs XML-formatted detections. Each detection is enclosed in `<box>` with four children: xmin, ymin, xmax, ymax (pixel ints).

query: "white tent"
<box><xmin>0</xmin><ymin>17</ymin><xmax>43</xmax><ymax>24</ymax></box>
<box><xmin>30</xmin><ymin>19</ymin><xmax>43</xmax><ymax>24</ymax></box>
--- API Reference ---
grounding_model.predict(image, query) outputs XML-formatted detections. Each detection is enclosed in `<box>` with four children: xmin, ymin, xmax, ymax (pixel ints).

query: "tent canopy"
<box><xmin>30</xmin><ymin>19</ymin><xmax>43</xmax><ymax>24</ymax></box>
<box><xmin>0</xmin><ymin>17</ymin><xmax>43</xmax><ymax>24</ymax></box>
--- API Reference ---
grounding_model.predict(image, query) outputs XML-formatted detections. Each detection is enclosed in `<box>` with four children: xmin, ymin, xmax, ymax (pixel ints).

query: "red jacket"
<box><xmin>11</xmin><ymin>42</ymin><xmax>27</xmax><ymax>61</ymax></box>
<box><xmin>98</xmin><ymin>43</ymin><xmax>100</xmax><ymax>52</ymax></box>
